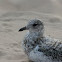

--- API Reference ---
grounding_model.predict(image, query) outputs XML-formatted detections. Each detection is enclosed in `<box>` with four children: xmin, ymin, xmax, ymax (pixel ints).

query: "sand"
<box><xmin>0</xmin><ymin>0</ymin><xmax>62</xmax><ymax>62</ymax></box>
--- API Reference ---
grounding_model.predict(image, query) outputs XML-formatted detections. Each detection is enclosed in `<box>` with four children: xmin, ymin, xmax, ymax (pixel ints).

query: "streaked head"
<box><xmin>19</xmin><ymin>19</ymin><xmax>44</xmax><ymax>32</ymax></box>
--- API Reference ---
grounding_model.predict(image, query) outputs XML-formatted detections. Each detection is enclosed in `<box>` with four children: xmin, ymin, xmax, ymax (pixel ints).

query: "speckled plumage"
<box><xmin>19</xmin><ymin>19</ymin><xmax>62</xmax><ymax>62</ymax></box>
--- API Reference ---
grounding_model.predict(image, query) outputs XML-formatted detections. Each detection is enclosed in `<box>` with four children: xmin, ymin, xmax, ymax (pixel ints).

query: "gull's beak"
<box><xmin>19</xmin><ymin>26</ymin><xmax>27</xmax><ymax>31</ymax></box>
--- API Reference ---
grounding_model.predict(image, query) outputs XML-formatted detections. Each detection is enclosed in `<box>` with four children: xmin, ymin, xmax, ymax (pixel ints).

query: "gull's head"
<box><xmin>19</xmin><ymin>19</ymin><xmax>44</xmax><ymax>33</ymax></box>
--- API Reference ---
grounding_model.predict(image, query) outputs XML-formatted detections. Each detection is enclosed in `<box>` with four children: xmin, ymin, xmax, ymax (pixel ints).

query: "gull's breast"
<box><xmin>28</xmin><ymin>46</ymin><xmax>52</xmax><ymax>62</ymax></box>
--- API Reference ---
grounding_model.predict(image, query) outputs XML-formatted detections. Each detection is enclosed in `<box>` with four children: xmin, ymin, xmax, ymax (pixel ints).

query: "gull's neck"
<box><xmin>29</xmin><ymin>29</ymin><xmax>44</xmax><ymax>38</ymax></box>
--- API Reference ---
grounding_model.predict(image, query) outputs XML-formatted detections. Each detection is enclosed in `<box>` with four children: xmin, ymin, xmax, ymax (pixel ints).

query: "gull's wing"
<box><xmin>38</xmin><ymin>36</ymin><xmax>62</xmax><ymax>61</ymax></box>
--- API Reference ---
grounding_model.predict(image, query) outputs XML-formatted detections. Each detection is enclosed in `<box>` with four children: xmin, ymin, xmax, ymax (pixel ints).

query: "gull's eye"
<box><xmin>33</xmin><ymin>24</ymin><xmax>38</xmax><ymax>26</ymax></box>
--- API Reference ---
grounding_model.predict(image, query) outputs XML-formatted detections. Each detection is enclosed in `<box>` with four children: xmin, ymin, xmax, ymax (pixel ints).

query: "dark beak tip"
<box><xmin>18</xmin><ymin>29</ymin><xmax>23</xmax><ymax>32</ymax></box>
<box><xmin>18</xmin><ymin>26</ymin><xmax>26</xmax><ymax>32</ymax></box>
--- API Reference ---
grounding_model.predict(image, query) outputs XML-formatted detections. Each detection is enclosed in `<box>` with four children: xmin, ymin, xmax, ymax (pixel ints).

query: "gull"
<box><xmin>19</xmin><ymin>19</ymin><xmax>62</xmax><ymax>62</ymax></box>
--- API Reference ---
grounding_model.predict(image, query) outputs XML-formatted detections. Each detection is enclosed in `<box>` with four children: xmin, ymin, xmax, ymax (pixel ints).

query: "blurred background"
<box><xmin>0</xmin><ymin>0</ymin><xmax>62</xmax><ymax>62</ymax></box>
<box><xmin>0</xmin><ymin>0</ymin><xmax>62</xmax><ymax>14</ymax></box>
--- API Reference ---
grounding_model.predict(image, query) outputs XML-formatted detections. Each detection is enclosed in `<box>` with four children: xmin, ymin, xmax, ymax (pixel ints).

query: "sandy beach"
<box><xmin>0</xmin><ymin>0</ymin><xmax>62</xmax><ymax>62</ymax></box>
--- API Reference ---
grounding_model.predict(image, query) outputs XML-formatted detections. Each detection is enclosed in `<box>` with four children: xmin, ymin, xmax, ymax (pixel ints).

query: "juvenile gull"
<box><xmin>19</xmin><ymin>19</ymin><xmax>62</xmax><ymax>62</ymax></box>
